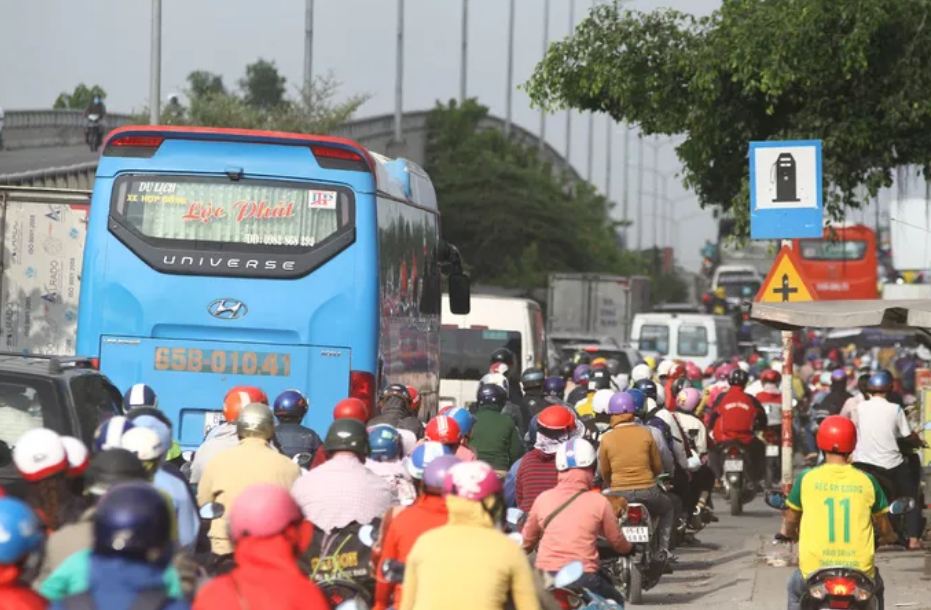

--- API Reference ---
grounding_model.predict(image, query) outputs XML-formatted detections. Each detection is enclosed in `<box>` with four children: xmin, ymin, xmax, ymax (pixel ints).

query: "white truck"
<box><xmin>546</xmin><ymin>273</ymin><xmax>650</xmax><ymax>351</ymax></box>
<box><xmin>0</xmin><ymin>186</ymin><xmax>89</xmax><ymax>356</ymax></box>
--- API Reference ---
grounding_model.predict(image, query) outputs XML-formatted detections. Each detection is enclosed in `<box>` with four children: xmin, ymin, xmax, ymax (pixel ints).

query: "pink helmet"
<box><xmin>676</xmin><ymin>388</ymin><xmax>702</xmax><ymax>413</ymax></box>
<box><xmin>229</xmin><ymin>484</ymin><xmax>303</xmax><ymax>541</ymax></box>
<box><xmin>443</xmin><ymin>460</ymin><xmax>502</xmax><ymax>501</ymax></box>
<box><xmin>422</xmin><ymin>454</ymin><xmax>461</xmax><ymax>493</ymax></box>
<box><xmin>714</xmin><ymin>363</ymin><xmax>735</xmax><ymax>381</ymax></box>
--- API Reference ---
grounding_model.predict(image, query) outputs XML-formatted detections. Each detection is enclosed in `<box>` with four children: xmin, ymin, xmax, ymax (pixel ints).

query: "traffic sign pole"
<box><xmin>779</xmin><ymin>240</ymin><xmax>794</xmax><ymax>492</ymax></box>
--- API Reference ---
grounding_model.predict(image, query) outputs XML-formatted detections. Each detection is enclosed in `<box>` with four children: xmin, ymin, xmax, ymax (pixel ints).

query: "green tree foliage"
<box><xmin>426</xmin><ymin>99</ymin><xmax>645</xmax><ymax>291</ymax></box>
<box><xmin>53</xmin><ymin>84</ymin><xmax>106</xmax><ymax>110</ymax></box>
<box><xmin>187</xmin><ymin>70</ymin><xmax>226</xmax><ymax>99</ymax></box>
<box><xmin>240</xmin><ymin>59</ymin><xmax>287</xmax><ymax>110</ymax></box>
<box><xmin>525</xmin><ymin>0</ymin><xmax>931</xmax><ymax>235</ymax></box>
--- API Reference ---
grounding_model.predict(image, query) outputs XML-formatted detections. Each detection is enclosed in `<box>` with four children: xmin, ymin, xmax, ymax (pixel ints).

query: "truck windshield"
<box><xmin>441</xmin><ymin>328</ymin><xmax>521</xmax><ymax>380</ymax></box>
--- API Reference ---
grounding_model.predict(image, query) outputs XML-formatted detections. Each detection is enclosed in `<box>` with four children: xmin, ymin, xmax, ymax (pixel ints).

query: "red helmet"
<box><xmin>760</xmin><ymin>369</ymin><xmax>782</xmax><ymax>385</ymax></box>
<box><xmin>816</xmin><ymin>416</ymin><xmax>857</xmax><ymax>454</ymax></box>
<box><xmin>424</xmin><ymin>415</ymin><xmax>461</xmax><ymax>445</ymax></box>
<box><xmin>332</xmin><ymin>397</ymin><xmax>369</xmax><ymax>422</ymax></box>
<box><xmin>685</xmin><ymin>362</ymin><xmax>702</xmax><ymax>381</ymax></box>
<box><xmin>537</xmin><ymin>405</ymin><xmax>576</xmax><ymax>431</ymax></box>
<box><xmin>667</xmin><ymin>363</ymin><xmax>686</xmax><ymax>380</ymax></box>
<box><xmin>223</xmin><ymin>386</ymin><xmax>268</xmax><ymax>422</ymax></box>
<box><xmin>406</xmin><ymin>385</ymin><xmax>421</xmax><ymax>412</ymax></box>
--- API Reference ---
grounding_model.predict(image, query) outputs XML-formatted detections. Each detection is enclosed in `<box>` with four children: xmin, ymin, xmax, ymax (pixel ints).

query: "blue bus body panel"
<box><xmin>78</xmin><ymin>139</ymin><xmax>378</xmax><ymax>446</ymax></box>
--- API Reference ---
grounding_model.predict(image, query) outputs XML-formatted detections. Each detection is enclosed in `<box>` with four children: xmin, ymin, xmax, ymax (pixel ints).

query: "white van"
<box><xmin>630</xmin><ymin>313</ymin><xmax>738</xmax><ymax>370</ymax></box>
<box><xmin>440</xmin><ymin>294</ymin><xmax>545</xmax><ymax>409</ymax></box>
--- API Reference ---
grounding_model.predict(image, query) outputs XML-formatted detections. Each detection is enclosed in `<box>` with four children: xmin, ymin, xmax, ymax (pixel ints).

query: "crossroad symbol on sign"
<box><xmin>754</xmin><ymin>245</ymin><xmax>819</xmax><ymax>303</ymax></box>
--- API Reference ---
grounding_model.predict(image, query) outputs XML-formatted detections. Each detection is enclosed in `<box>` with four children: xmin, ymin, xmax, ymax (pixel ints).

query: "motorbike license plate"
<box><xmin>622</xmin><ymin>526</ymin><xmax>649</xmax><ymax>543</ymax></box>
<box><xmin>765</xmin><ymin>445</ymin><xmax>780</xmax><ymax>457</ymax></box>
<box><xmin>724</xmin><ymin>459</ymin><xmax>744</xmax><ymax>472</ymax></box>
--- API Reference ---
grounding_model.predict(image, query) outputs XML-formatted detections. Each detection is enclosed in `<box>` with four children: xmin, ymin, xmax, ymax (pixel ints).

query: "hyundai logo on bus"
<box><xmin>208</xmin><ymin>298</ymin><xmax>248</xmax><ymax>320</ymax></box>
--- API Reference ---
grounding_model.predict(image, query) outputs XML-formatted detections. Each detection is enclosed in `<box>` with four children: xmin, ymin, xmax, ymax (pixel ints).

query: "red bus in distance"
<box><xmin>791</xmin><ymin>224</ymin><xmax>878</xmax><ymax>300</ymax></box>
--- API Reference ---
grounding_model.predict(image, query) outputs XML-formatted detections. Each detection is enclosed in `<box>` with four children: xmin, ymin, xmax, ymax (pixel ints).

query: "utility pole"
<box><xmin>622</xmin><ymin>124</ymin><xmax>630</xmax><ymax>246</ymax></box>
<box><xmin>303</xmin><ymin>0</ymin><xmax>314</xmax><ymax>92</ymax></box>
<box><xmin>538</xmin><ymin>0</ymin><xmax>550</xmax><ymax>150</ymax></box>
<box><xmin>586</xmin><ymin>112</ymin><xmax>594</xmax><ymax>181</ymax></box>
<box><xmin>661</xmin><ymin>176</ymin><xmax>668</xmax><ymax>247</ymax></box>
<box><xmin>394</xmin><ymin>0</ymin><xmax>404</xmax><ymax>143</ymax></box>
<box><xmin>636</xmin><ymin>132</ymin><xmax>644</xmax><ymax>251</ymax></box>
<box><xmin>149</xmin><ymin>0</ymin><xmax>162</xmax><ymax>124</ymax></box>
<box><xmin>565</xmin><ymin>0</ymin><xmax>574</xmax><ymax>161</ymax></box>
<box><xmin>460</xmin><ymin>0</ymin><xmax>468</xmax><ymax>103</ymax></box>
<box><xmin>605</xmin><ymin>118</ymin><xmax>612</xmax><ymax>200</ymax></box>
<box><xmin>652</xmin><ymin>135</ymin><xmax>659</xmax><ymax>249</ymax></box>
<box><xmin>505</xmin><ymin>0</ymin><xmax>515</xmax><ymax>136</ymax></box>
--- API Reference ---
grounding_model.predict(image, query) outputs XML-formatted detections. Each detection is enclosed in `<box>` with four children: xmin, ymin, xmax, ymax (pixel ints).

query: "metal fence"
<box><xmin>3</xmin><ymin>110</ymin><xmax>135</xmax><ymax>129</ymax></box>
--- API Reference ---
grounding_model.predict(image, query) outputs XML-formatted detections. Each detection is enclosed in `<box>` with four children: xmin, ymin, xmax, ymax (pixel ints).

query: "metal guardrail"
<box><xmin>3</xmin><ymin>110</ymin><xmax>134</xmax><ymax>129</ymax></box>
<box><xmin>0</xmin><ymin>162</ymin><xmax>98</xmax><ymax>189</ymax></box>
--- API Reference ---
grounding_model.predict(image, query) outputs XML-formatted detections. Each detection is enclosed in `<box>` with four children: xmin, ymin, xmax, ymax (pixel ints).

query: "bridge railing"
<box><xmin>2</xmin><ymin>110</ymin><xmax>135</xmax><ymax>150</ymax></box>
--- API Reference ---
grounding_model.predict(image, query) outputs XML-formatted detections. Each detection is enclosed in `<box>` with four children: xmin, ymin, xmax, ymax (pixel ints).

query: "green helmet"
<box><xmin>324</xmin><ymin>419</ymin><xmax>369</xmax><ymax>457</ymax></box>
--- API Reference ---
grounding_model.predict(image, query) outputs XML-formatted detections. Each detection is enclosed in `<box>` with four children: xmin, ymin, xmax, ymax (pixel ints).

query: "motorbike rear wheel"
<box><xmin>729</xmin><ymin>481</ymin><xmax>743</xmax><ymax>516</ymax></box>
<box><xmin>627</xmin><ymin>564</ymin><xmax>643</xmax><ymax>604</ymax></box>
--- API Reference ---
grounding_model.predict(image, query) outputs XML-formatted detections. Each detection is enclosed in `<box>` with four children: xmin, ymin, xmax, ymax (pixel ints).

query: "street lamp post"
<box><xmin>539</xmin><ymin>0</ymin><xmax>549</xmax><ymax>150</ymax></box>
<box><xmin>505</xmin><ymin>0</ymin><xmax>515</xmax><ymax>136</ymax></box>
<box><xmin>394</xmin><ymin>0</ymin><xmax>404</xmax><ymax>143</ymax></box>
<box><xmin>149</xmin><ymin>0</ymin><xmax>162</xmax><ymax>124</ymax></box>
<box><xmin>460</xmin><ymin>0</ymin><xmax>468</xmax><ymax>103</ymax></box>
<box><xmin>303</xmin><ymin>0</ymin><xmax>314</xmax><ymax>92</ymax></box>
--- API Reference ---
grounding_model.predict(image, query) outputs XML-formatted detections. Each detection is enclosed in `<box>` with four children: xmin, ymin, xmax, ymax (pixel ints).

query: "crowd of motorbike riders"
<box><xmin>0</xmin><ymin>337</ymin><xmax>926</xmax><ymax>610</ymax></box>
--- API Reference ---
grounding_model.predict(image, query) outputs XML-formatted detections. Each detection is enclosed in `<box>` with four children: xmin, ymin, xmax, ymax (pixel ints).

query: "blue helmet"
<box><xmin>476</xmin><ymin>383</ymin><xmax>508</xmax><ymax>408</ymax></box>
<box><xmin>0</xmin><ymin>497</ymin><xmax>44</xmax><ymax>565</ymax></box>
<box><xmin>632</xmin><ymin>378</ymin><xmax>657</xmax><ymax>400</ymax></box>
<box><xmin>123</xmin><ymin>383</ymin><xmax>157</xmax><ymax>410</ymax></box>
<box><xmin>273</xmin><ymin>389</ymin><xmax>309</xmax><ymax>421</ymax></box>
<box><xmin>443</xmin><ymin>406</ymin><xmax>475</xmax><ymax>437</ymax></box>
<box><xmin>94</xmin><ymin>482</ymin><xmax>173</xmax><ymax>563</ymax></box>
<box><xmin>93</xmin><ymin>416</ymin><xmax>135</xmax><ymax>452</ymax></box>
<box><xmin>543</xmin><ymin>376</ymin><xmax>566</xmax><ymax>398</ymax></box>
<box><xmin>626</xmin><ymin>388</ymin><xmax>647</xmax><ymax>415</ymax></box>
<box><xmin>405</xmin><ymin>441</ymin><xmax>452</xmax><ymax>480</ymax></box>
<box><xmin>368</xmin><ymin>424</ymin><xmax>402</xmax><ymax>461</ymax></box>
<box><xmin>866</xmin><ymin>370</ymin><xmax>893</xmax><ymax>393</ymax></box>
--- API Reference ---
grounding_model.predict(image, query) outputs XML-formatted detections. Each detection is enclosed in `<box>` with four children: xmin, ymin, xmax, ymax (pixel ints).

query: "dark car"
<box><xmin>0</xmin><ymin>355</ymin><xmax>124</xmax><ymax>495</ymax></box>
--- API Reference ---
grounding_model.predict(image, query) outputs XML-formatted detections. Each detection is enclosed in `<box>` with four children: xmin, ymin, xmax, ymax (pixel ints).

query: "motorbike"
<box><xmin>85</xmin><ymin>113</ymin><xmax>103</xmax><ymax>151</ymax></box>
<box><xmin>765</xmin><ymin>490</ymin><xmax>914</xmax><ymax>609</ymax></box>
<box><xmin>758</xmin><ymin>401</ymin><xmax>783</xmax><ymax>488</ymax></box>
<box><xmin>303</xmin><ymin>522</ymin><xmax>378</xmax><ymax>608</ymax></box>
<box><xmin>547</xmin><ymin>561</ymin><xmax>622</xmax><ymax>609</ymax></box>
<box><xmin>716</xmin><ymin>441</ymin><xmax>757</xmax><ymax>516</ymax></box>
<box><xmin>601</xmin><ymin>493</ymin><xmax>665</xmax><ymax>604</ymax></box>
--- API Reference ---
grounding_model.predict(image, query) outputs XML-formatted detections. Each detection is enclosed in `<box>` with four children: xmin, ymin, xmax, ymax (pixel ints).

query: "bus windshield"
<box><xmin>111</xmin><ymin>175</ymin><xmax>353</xmax><ymax>249</ymax></box>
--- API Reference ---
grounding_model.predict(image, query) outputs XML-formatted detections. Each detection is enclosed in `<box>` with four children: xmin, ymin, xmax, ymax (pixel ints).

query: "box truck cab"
<box><xmin>630</xmin><ymin>313</ymin><xmax>738</xmax><ymax>370</ymax></box>
<box><xmin>440</xmin><ymin>294</ymin><xmax>544</xmax><ymax>409</ymax></box>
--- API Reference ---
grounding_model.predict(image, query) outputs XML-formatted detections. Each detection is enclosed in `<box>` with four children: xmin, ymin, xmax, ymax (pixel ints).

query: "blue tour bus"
<box><xmin>76</xmin><ymin>126</ymin><xmax>469</xmax><ymax>448</ymax></box>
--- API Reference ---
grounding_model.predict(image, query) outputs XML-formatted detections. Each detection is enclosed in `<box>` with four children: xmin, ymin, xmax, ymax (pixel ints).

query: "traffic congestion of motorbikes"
<box><xmin>0</xmin><ymin>331</ymin><xmax>926</xmax><ymax>610</ymax></box>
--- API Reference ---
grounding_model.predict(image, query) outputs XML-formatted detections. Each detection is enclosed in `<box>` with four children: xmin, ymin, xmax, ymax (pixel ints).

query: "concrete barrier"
<box><xmin>2</xmin><ymin>110</ymin><xmax>134</xmax><ymax>150</ymax></box>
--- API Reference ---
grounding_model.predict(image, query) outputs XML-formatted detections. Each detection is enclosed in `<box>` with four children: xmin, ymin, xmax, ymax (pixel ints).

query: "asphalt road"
<box><xmin>635</xmin><ymin>498</ymin><xmax>930</xmax><ymax>609</ymax></box>
<box><xmin>0</xmin><ymin>144</ymin><xmax>98</xmax><ymax>175</ymax></box>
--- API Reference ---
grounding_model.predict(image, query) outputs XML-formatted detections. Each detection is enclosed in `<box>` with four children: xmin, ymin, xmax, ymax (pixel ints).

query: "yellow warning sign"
<box><xmin>755</xmin><ymin>245</ymin><xmax>820</xmax><ymax>303</ymax></box>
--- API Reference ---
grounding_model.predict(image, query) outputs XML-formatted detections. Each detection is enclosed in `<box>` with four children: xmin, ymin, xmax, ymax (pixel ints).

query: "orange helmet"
<box><xmin>332</xmin><ymin>397</ymin><xmax>369</xmax><ymax>422</ymax></box>
<box><xmin>223</xmin><ymin>386</ymin><xmax>268</xmax><ymax>422</ymax></box>
<box><xmin>406</xmin><ymin>385</ymin><xmax>421</xmax><ymax>412</ymax></box>
<box><xmin>816</xmin><ymin>416</ymin><xmax>857</xmax><ymax>454</ymax></box>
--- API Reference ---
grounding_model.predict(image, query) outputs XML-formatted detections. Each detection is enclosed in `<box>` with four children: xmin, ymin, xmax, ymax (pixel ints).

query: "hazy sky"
<box><xmin>0</xmin><ymin>0</ymin><xmax>722</xmax><ymax>269</ymax></box>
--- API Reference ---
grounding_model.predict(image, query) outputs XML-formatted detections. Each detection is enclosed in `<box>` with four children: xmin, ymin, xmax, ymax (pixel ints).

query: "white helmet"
<box><xmin>737</xmin><ymin>360</ymin><xmax>750</xmax><ymax>373</ymax></box>
<box><xmin>61</xmin><ymin>436</ymin><xmax>90</xmax><ymax>477</ymax></box>
<box><xmin>657</xmin><ymin>359</ymin><xmax>675</xmax><ymax>377</ymax></box>
<box><xmin>121</xmin><ymin>427</ymin><xmax>165</xmax><ymax>462</ymax></box>
<box><xmin>13</xmin><ymin>428</ymin><xmax>68</xmax><ymax>482</ymax></box>
<box><xmin>591</xmin><ymin>389</ymin><xmax>614</xmax><ymax>415</ymax></box>
<box><xmin>631</xmin><ymin>364</ymin><xmax>651</xmax><ymax>383</ymax></box>
<box><xmin>656</xmin><ymin>383</ymin><xmax>666</xmax><ymax>406</ymax></box>
<box><xmin>555</xmin><ymin>438</ymin><xmax>597</xmax><ymax>472</ymax></box>
<box><xmin>479</xmin><ymin>372</ymin><xmax>509</xmax><ymax>394</ymax></box>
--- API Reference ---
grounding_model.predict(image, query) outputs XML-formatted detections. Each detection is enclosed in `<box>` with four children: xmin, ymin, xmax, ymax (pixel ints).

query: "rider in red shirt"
<box><xmin>707</xmin><ymin>368</ymin><xmax>767</xmax><ymax>485</ymax></box>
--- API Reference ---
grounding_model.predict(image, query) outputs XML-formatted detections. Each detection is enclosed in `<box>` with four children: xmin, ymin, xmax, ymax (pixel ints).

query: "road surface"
<box><xmin>636</xmin><ymin>498</ymin><xmax>929</xmax><ymax>609</ymax></box>
<box><xmin>0</xmin><ymin>144</ymin><xmax>97</xmax><ymax>175</ymax></box>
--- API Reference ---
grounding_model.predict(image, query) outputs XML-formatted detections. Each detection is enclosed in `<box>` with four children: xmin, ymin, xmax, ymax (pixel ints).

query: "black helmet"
<box><xmin>558</xmin><ymin>362</ymin><xmax>575</xmax><ymax>381</ymax></box>
<box><xmin>476</xmin><ymin>383</ymin><xmax>508</xmax><ymax>408</ymax></box>
<box><xmin>86</xmin><ymin>449</ymin><xmax>148</xmax><ymax>496</ymax></box>
<box><xmin>671</xmin><ymin>376</ymin><xmax>689</xmax><ymax>397</ymax></box>
<box><xmin>490</xmin><ymin>348</ymin><xmax>515</xmax><ymax>368</ymax></box>
<box><xmin>856</xmin><ymin>372</ymin><xmax>871</xmax><ymax>395</ymax></box>
<box><xmin>632</xmin><ymin>378</ymin><xmax>657</xmax><ymax>400</ymax></box>
<box><xmin>382</xmin><ymin>383</ymin><xmax>411</xmax><ymax>403</ymax></box>
<box><xmin>520</xmin><ymin>367</ymin><xmax>545</xmax><ymax>389</ymax></box>
<box><xmin>728</xmin><ymin>368</ymin><xmax>749</xmax><ymax>387</ymax></box>
<box><xmin>588</xmin><ymin>368</ymin><xmax>612</xmax><ymax>390</ymax></box>
<box><xmin>94</xmin><ymin>482</ymin><xmax>173</xmax><ymax>564</ymax></box>
<box><xmin>324</xmin><ymin>419</ymin><xmax>369</xmax><ymax>456</ymax></box>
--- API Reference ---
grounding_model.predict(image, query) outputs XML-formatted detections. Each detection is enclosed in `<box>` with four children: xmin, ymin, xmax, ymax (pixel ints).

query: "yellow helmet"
<box><xmin>643</xmin><ymin>356</ymin><xmax>657</xmax><ymax>371</ymax></box>
<box><xmin>714</xmin><ymin>286</ymin><xmax>726</xmax><ymax>298</ymax></box>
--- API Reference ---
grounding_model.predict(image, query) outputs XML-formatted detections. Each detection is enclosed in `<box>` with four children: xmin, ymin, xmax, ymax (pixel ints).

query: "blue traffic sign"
<box><xmin>749</xmin><ymin>139</ymin><xmax>823</xmax><ymax>240</ymax></box>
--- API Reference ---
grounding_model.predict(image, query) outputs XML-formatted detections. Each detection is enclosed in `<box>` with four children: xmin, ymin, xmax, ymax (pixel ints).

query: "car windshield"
<box><xmin>720</xmin><ymin>278</ymin><xmax>761</xmax><ymax>299</ymax></box>
<box><xmin>750</xmin><ymin>323</ymin><xmax>783</xmax><ymax>345</ymax></box>
<box><xmin>0</xmin><ymin>376</ymin><xmax>62</xmax><ymax>450</ymax></box>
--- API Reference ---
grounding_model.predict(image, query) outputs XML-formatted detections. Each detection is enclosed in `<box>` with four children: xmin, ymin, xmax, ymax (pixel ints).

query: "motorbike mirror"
<box><xmin>764</xmin><ymin>491</ymin><xmax>787</xmax><ymax>510</ymax></box>
<box><xmin>292</xmin><ymin>452</ymin><xmax>313</xmax><ymax>469</ymax></box>
<box><xmin>553</xmin><ymin>560</ymin><xmax>584</xmax><ymax>589</ymax></box>
<box><xmin>335</xmin><ymin>601</ymin><xmax>368</xmax><ymax>610</ymax></box>
<box><xmin>199</xmin><ymin>502</ymin><xmax>225</xmax><ymax>520</ymax></box>
<box><xmin>889</xmin><ymin>497</ymin><xmax>916</xmax><ymax>515</ymax></box>
<box><xmin>358</xmin><ymin>524</ymin><xmax>375</xmax><ymax>548</ymax></box>
<box><xmin>181</xmin><ymin>450</ymin><xmax>194</xmax><ymax>463</ymax></box>
<box><xmin>507</xmin><ymin>531</ymin><xmax>524</xmax><ymax>546</ymax></box>
<box><xmin>381</xmin><ymin>559</ymin><xmax>405</xmax><ymax>584</ymax></box>
<box><xmin>505</xmin><ymin>507</ymin><xmax>525</xmax><ymax>527</ymax></box>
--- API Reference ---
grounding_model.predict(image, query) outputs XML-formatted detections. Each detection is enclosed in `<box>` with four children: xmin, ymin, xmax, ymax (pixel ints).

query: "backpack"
<box><xmin>62</xmin><ymin>590</ymin><xmax>170</xmax><ymax>610</ymax></box>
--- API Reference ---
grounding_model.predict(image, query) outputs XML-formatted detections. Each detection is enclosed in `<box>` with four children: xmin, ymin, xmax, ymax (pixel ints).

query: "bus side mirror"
<box><xmin>449</xmin><ymin>272</ymin><xmax>471</xmax><ymax>315</ymax></box>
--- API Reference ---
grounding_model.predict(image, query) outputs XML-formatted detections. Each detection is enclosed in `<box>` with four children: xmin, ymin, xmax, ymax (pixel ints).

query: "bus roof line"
<box><xmin>103</xmin><ymin>124</ymin><xmax>375</xmax><ymax>172</ymax></box>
